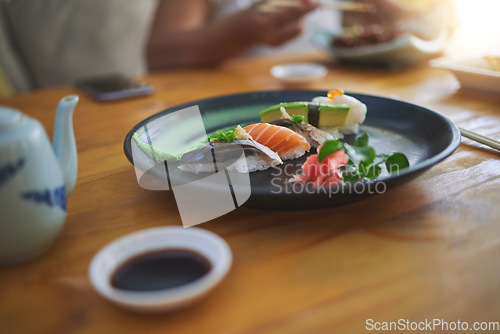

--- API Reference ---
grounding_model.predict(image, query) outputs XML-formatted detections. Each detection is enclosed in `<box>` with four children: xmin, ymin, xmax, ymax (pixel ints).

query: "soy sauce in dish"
<box><xmin>111</xmin><ymin>249</ymin><xmax>212</xmax><ymax>291</ymax></box>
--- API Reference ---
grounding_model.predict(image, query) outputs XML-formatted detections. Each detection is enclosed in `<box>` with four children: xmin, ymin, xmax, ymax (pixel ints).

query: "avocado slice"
<box><xmin>259</xmin><ymin>102</ymin><xmax>350</xmax><ymax>127</ymax></box>
<box><xmin>318</xmin><ymin>104</ymin><xmax>350</xmax><ymax>126</ymax></box>
<box><xmin>259</xmin><ymin>102</ymin><xmax>309</xmax><ymax>123</ymax></box>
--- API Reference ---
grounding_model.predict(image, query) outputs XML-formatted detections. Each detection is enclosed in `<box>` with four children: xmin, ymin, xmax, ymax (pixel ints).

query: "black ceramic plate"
<box><xmin>124</xmin><ymin>90</ymin><xmax>460</xmax><ymax>210</ymax></box>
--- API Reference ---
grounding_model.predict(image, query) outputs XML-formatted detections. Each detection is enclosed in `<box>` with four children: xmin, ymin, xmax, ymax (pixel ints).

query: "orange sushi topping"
<box><xmin>243</xmin><ymin>123</ymin><xmax>310</xmax><ymax>156</ymax></box>
<box><xmin>327</xmin><ymin>89</ymin><xmax>344</xmax><ymax>100</ymax></box>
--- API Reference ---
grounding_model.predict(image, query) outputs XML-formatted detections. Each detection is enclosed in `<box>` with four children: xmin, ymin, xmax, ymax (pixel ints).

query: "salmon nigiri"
<box><xmin>243</xmin><ymin>123</ymin><xmax>310</xmax><ymax>160</ymax></box>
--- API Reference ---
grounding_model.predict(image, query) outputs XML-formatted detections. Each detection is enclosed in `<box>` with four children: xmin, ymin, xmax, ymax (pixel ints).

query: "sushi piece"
<box><xmin>243</xmin><ymin>122</ymin><xmax>311</xmax><ymax>160</ymax></box>
<box><xmin>259</xmin><ymin>101</ymin><xmax>350</xmax><ymax>128</ymax></box>
<box><xmin>270</xmin><ymin>107</ymin><xmax>336</xmax><ymax>148</ymax></box>
<box><xmin>312</xmin><ymin>90</ymin><xmax>367</xmax><ymax>134</ymax></box>
<box><xmin>259</xmin><ymin>90</ymin><xmax>367</xmax><ymax>136</ymax></box>
<box><xmin>179</xmin><ymin>126</ymin><xmax>282</xmax><ymax>173</ymax></box>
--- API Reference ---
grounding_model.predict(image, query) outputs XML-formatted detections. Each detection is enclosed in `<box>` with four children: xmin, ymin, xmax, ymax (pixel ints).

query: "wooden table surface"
<box><xmin>1</xmin><ymin>52</ymin><xmax>499</xmax><ymax>334</ymax></box>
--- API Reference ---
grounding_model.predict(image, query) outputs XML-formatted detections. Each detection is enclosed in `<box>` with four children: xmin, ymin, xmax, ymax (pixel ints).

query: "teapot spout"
<box><xmin>52</xmin><ymin>95</ymin><xmax>78</xmax><ymax>196</ymax></box>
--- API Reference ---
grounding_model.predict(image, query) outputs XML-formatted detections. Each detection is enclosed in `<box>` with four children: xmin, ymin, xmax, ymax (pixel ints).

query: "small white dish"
<box><xmin>431</xmin><ymin>53</ymin><xmax>500</xmax><ymax>94</ymax></box>
<box><xmin>88</xmin><ymin>226</ymin><xmax>232</xmax><ymax>313</ymax></box>
<box><xmin>271</xmin><ymin>62</ymin><xmax>328</xmax><ymax>83</ymax></box>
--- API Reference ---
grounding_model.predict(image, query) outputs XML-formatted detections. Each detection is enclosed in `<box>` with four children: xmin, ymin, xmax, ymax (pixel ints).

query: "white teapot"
<box><xmin>0</xmin><ymin>96</ymin><xmax>78</xmax><ymax>265</ymax></box>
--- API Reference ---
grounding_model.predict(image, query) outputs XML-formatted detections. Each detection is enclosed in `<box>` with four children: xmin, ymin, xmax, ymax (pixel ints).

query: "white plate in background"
<box><xmin>431</xmin><ymin>53</ymin><xmax>500</xmax><ymax>93</ymax></box>
<box><xmin>312</xmin><ymin>29</ymin><xmax>449</xmax><ymax>66</ymax></box>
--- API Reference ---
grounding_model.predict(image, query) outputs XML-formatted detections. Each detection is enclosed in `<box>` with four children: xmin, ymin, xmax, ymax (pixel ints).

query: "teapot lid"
<box><xmin>0</xmin><ymin>107</ymin><xmax>24</xmax><ymax>131</ymax></box>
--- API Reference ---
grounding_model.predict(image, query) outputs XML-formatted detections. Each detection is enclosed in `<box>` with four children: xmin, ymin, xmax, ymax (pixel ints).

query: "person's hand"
<box><xmin>147</xmin><ymin>0</ymin><xmax>320</xmax><ymax>69</ymax></box>
<box><xmin>236</xmin><ymin>0</ymin><xmax>319</xmax><ymax>47</ymax></box>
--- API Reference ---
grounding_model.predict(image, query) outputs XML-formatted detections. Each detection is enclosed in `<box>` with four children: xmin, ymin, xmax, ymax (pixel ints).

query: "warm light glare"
<box><xmin>454</xmin><ymin>0</ymin><xmax>500</xmax><ymax>50</ymax></box>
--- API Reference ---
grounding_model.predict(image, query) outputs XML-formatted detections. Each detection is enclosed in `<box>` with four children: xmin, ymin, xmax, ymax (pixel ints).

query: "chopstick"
<box><xmin>460</xmin><ymin>127</ymin><xmax>500</xmax><ymax>151</ymax></box>
<box><xmin>258</xmin><ymin>0</ymin><xmax>375</xmax><ymax>13</ymax></box>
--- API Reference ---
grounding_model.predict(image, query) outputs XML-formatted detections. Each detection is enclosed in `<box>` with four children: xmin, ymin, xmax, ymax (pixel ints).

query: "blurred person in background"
<box><xmin>148</xmin><ymin>0</ymin><xmax>457</xmax><ymax>70</ymax></box>
<box><xmin>0</xmin><ymin>0</ymin><xmax>324</xmax><ymax>94</ymax></box>
<box><xmin>0</xmin><ymin>0</ymin><xmax>156</xmax><ymax>94</ymax></box>
<box><xmin>0</xmin><ymin>0</ymin><xmax>455</xmax><ymax>95</ymax></box>
<box><xmin>147</xmin><ymin>0</ymin><xmax>322</xmax><ymax>69</ymax></box>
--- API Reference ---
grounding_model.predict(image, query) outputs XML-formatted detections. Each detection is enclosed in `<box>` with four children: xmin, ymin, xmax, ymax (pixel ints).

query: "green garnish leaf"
<box><xmin>385</xmin><ymin>152</ymin><xmax>410</xmax><ymax>174</ymax></box>
<box><xmin>342</xmin><ymin>162</ymin><xmax>360</xmax><ymax>183</ymax></box>
<box><xmin>209</xmin><ymin>129</ymin><xmax>237</xmax><ymax>143</ymax></box>
<box><xmin>291</xmin><ymin>114</ymin><xmax>309</xmax><ymax>125</ymax></box>
<box><xmin>354</xmin><ymin>133</ymin><xmax>369</xmax><ymax>147</ymax></box>
<box><xmin>342</xmin><ymin>171</ymin><xmax>360</xmax><ymax>184</ymax></box>
<box><xmin>340</xmin><ymin>133</ymin><xmax>409</xmax><ymax>181</ymax></box>
<box><xmin>359</xmin><ymin>161</ymin><xmax>381</xmax><ymax>179</ymax></box>
<box><xmin>318</xmin><ymin>140</ymin><xmax>344</xmax><ymax>162</ymax></box>
<box><xmin>376</xmin><ymin>152</ymin><xmax>392</xmax><ymax>160</ymax></box>
<box><xmin>344</xmin><ymin>143</ymin><xmax>376</xmax><ymax>165</ymax></box>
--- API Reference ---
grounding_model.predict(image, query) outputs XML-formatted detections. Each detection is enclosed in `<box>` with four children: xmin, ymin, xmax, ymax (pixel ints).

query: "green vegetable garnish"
<box><xmin>318</xmin><ymin>140</ymin><xmax>344</xmax><ymax>162</ymax></box>
<box><xmin>291</xmin><ymin>114</ymin><xmax>309</xmax><ymax>125</ymax></box>
<box><xmin>318</xmin><ymin>133</ymin><xmax>409</xmax><ymax>183</ymax></box>
<box><xmin>383</xmin><ymin>152</ymin><xmax>410</xmax><ymax>173</ymax></box>
<box><xmin>344</xmin><ymin>143</ymin><xmax>376</xmax><ymax>165</ymax></box>
<box><xmin>209</xmin><ymin>129</ymin><xmax>237</xmax><ymax>143</ymax></box>
<box><xmin>354</xmin><ymin>133</ymin><xmax>369</xmax><ymax>147</ymax></box>
<box><xmin>341</xmin><ymin>133</ymin><xmax>410</xmax><ymax>182</ymax></box>
<box><xmin>359</xmin><ymin>160</ymin><xmax>381</xmax><ymax>179</ymax></box>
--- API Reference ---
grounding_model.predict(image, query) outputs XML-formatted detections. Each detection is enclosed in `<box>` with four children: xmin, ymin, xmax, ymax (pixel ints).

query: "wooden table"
<box><xmin>1</xmin><ymin>51</ymin><xmax>499</xmax><ymax>334</ymax></box>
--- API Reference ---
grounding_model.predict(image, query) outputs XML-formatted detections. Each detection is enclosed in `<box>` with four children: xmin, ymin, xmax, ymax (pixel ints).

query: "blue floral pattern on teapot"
<box><xmin>0</xmin><ymin>96</ymin><xmax>78</xmax><ymax>265</ymax></box>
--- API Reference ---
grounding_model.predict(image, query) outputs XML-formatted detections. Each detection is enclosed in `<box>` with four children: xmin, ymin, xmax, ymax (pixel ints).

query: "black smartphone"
<box><xmin>75</xmin><ymin>74</ymin><xmax>153</xmax><ymax>101</ymax></box>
